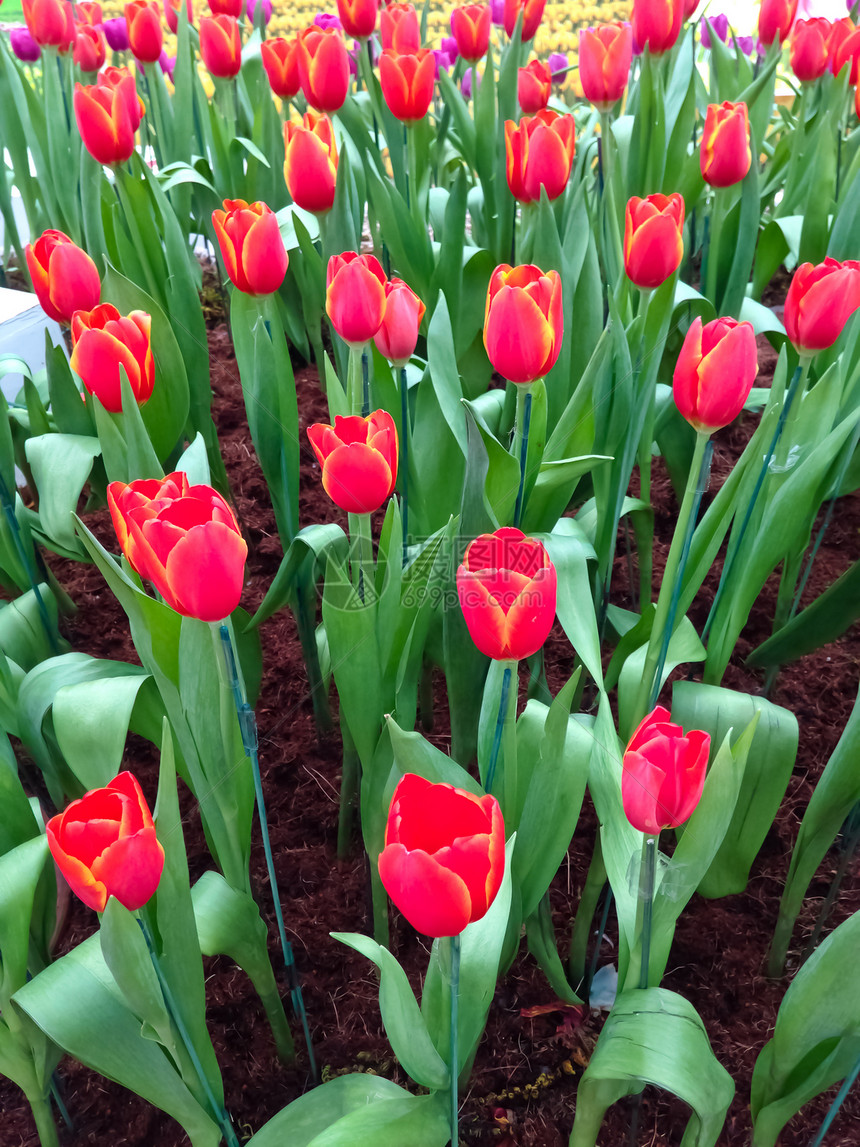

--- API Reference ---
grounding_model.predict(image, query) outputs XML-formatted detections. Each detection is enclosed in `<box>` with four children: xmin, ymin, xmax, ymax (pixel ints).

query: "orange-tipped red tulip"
<box><xmin>621</xmin><ymin>706</ymin><xmax>709</xmax><ymax>835</ymax></box>
<box><xmin>379</xmin><ymin>49</ymin><xmax>435</xmax><ymax>122</ymax></box>
<box><xmin>163</xmin><ymin>0</ymin><xmax>193</xmax><ymax>33</ymax></box>
<box><xmin>75</xmin><ymin>69</ymin><xmax>144</xmax><ymax>165</ymax></box>
<box><xmin>22</xmin><ymin>0</ymin><xmax>74</xmax><ymax>48</ymax></box>
<box><xmin>108</xmin><ymin>472</ymin><xmax>248</xmax><ymax>620</ymax></box>
<box><xmin>77</xmin><ymin>1</ymin><xmax>104</xmax><ymax>25</ymax></box>
<box><xmin>758</xmin><ymin>0</ymin><xmax>798</xmax><ymax>47</ymax></box>
<box><xmin>297</xmin><ymin>25</ymin><xmax>350</xmax><ymax>112</ymax></box>
<box><xmin>828</xmin><ymin>18</ymin><xmax>860</xmax><ymax>85</ymax></box>
<box><xmin>503</xmin><ymin>0</ymin><xmax>546</xmax><ymax>43</ymax></box>
<box><xmin>47</xmin><ymin>772</ymin><xmax>165</xmax><ymax>913</ymax></box>
<box><xmin>208</xmin><ymin>0</ymin><xmax>241</xmax><ymax>14</ymax></box>
<box><xmin>125</xmin><ymin>0</ymin><xmax>163</xmax><ymax>63</ymax></box>
<box><xmin>326</xmin><ymin>251</ymin><xmax>388</xmax><ymax>346</ymax></box>
<box><xmin>25</xmin><ymin>230</ymin><xmax>101</xmax><ymax>324</ymax></box>
<box><xmin>700</xmin><ymin>101</ymin><xmax>752</xmax><ymax>188</ymax></box>
<box><xmin>73</xmin><ymin>24</ymin><xmax>106</xmax><ymax>71</ymax></box>
<box><xmin>624</xmin><ymin>193</ymin><xmax>685</xmax><ymax>289</ymax></box>
<box><xmin>784</xmin><ymin>257</ymin><xmax>860</xmax><ymax>355</ymax></box>
<box><xmin>673</xmin><ymin>316</ymin><xmax>758</xmax><ymax>433</ymax></box>
<box><xmin>212</xmin><ymin>199</ymin><xmax>287</xmax><ymax>295</ymax></box>
<box><xmin>632</xmin><ymin>0</ymin><xmax>683</xmax><ymax>54</ymax></box>
<box><xmin>450</xmin><ymin>3</ymin><xmax>491</xmax><ymax>62</ymax></box>
<box><xmin>456</xmin><ymin>527</ymin><xmax>557</xmax><ymax>661</ymax></box>
<box><xmin>505</xmin><ymin>109</ymin><xmax>575</xmax><ymax>204</ymax></box>
<box><xmin>70</xmin><ymin>303</ymin><xmax>154</xmax><ymax>412</ymax></box>
<box><xmin>518</xmin><ymin>59</ymin><xmax>551</xmax><ymax>113</ymax></box>
<box><xmin>284</xmin><ymin>111</ymin><xmax>338</xmax><ymax>213</ymax></box>
<box><xmin>374</xmin><ymin>278</ymin><xmax>426</xmax><ymax>366</ymax></box>
<box><xmin>200</xmin><ymin>13</ymin><xmax>242</xmax><ymax>78</ymax></box>
<box><xmin>378</xmin><ymin>773</ymin><xmax>505</xmax><ymax>938</ymax></box>
<box><xmin>307</xmin><ymin>410</ymin><xmax>398</xmax><ymax>513</ymax></box>
<box><xmin>484</xmin><ymin>263</ymin><xmax>563</xmax><ymax>383</ymax></box>
<box><xmin>337</xmin><ymin>0</ymin><xmax>379</xmax><ymax>40</ymax></box>
<box><xmin>262</xmin><ymin>36</ymin><xmax>302</xmax><ymax>98</ymax></box>
<box><xmin>579</xmin><ymin>22</ymin><xmax>633</xmax><ymax>111</ymax></box>
<box><xmin>790</xmin><ymin>18</ymin><xmax>831</xmax><ymax>82</ymax></box>
<box><xmin>380</xmin><ymin>1</ymin><xmax>420</xmax><ymax>51</ymax></box>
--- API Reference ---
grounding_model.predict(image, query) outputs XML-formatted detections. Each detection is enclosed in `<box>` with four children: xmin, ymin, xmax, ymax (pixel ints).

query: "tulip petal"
<box><xmin>456</xmin><ymin>570</ymin><xmax>509</xmax><ymax>659</ymax></box>
<box><xmin>91</xmin><ymin>827</ymin><xmax>165</xmax><ymax>911</ymax></box>
<box><xmin>501</xmin><ymin>564</ymin><xmax>557</xmax><ymax>660</ymax></box>
<box><xmin>163</xmin><ymin>521</ymin><xmax>248</xmax><ymax>621</ymax></box>
<box><xmin>378</xmin><ymin>842</ymin><xmax>473</xmax><ymax>936</ymax></box>
<box><xmin>621</xmin><ymin>750</ymin><xmax>666</xmax><ymax>834</ymax></box>
<box><xmin>321</xmin><ymin>443</ymin><xmax>394</xmax><ymax>513</ymax></box>
<box><xmin>48</xmin><ymin>833</ymin><xmax>108</xmax><ymax>912</ymax></box>
<box><xmin>484</xmin><ymin>285</ymin><xmax>554</xmax><ymax>384</ymax></box>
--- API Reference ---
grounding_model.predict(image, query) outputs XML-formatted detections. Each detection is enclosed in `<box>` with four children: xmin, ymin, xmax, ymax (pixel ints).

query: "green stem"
<box><xmin>346</xmin><ymin>344</ymin><xmax>366</xmax><ymax>416</ymax></box>
<box><xmin>511</xmin><ymin>382</ymin><xmax>534</xmax><ymax>528</ymax></box>
<box><xmin>485</xmin><ymin>663</ymin><xmax>513</xmax><ymax>796</ymax></box>
<box><xmin>361</xmin><ymin>347</ymin><xmax>370</xmax><ymax>416</ymax></box>
<box><xmin>337</xmin><ymin>719</ymin><xmax>360</xmax><ymax>859</ymax></box>
<box><xmin>704</xmin><ymin>188</ymin><xmax>726</xmax><ymax>309</ymax></box>
<box><xmin>449</xmin><ymin>933</ymin><xmax>461</xmax><ymax>1147</ymax></box>
<box><xmin>637</xmin><ymin>835</ymin><xmax>657</xmax><ymax>989</ymax></box>
<box><xmin>294</xmin><ymin>575</ymin><xmax>332</xmax><ymax>734</ymax></box>
<box><xmin>348</xmin><ymin>511</ymin><xmax>374</xmax><ymax>604</ymax></box>
<box><xmin>28</xmin><ymin>1090</ymin><xmax>60</xmax><ymax>1147</ymax></box>
<box><xmin>599</xmin><ymin>110</ymin><xmax>623</xmax><ymax>285</ymax></box>
<box><xmin>568</xmin><ymin>836</ymin><xmax>607</xmax><ymax>988</ymax></box>
<box><xmin>399</xmin><ymin>365</ymin><xmax>409</xmax><ymax>565</ymax></box>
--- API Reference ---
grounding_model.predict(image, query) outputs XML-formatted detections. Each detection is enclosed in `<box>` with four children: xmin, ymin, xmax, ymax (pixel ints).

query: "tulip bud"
<box><xmin>125</xmin><ymin>0</ymin><xmax>163</xmax><ymax>64</ymax></box>
<box><xmin>212</xmin><ymin>199</ymin><xmax>287</xmax><ymax>296</ymax></box>
<box><xmin>73</xmin><ymin>24</ymin><xmax>107</xmax><ymax>72</ymax></box>
<box><xmin>784</xmin><ymin>257</ymin><xmax>860</xmax><ymax>355</ymax></box>
<box><xmin>246</xmin><ymin>0</ymin><xmax>272</xmax><ymax>27</ymax></box>
<box><xmin>307</xmin><ymin>410</ymin><xmax>398</xmax><ymax>513</ymax></box>
<box><xmin>505</xmin><ymin>110</ymin><xmax>575</xmax><ymax>204</ymax></box>
<box><xmin>380</xmin><ymin>1</ymin><xmax>421</xmax><ymax>51</ymax></box>
<box><xmin>325</xmin><ymin>251</ymin><xmax>387</xmax><ymax>346</ymax></box>
<box><xmin>70</xmin><ymin>303</ymin><xmax>155</xmax><ymax>412</ymax></box>
<box><xmin>631</xmin><ymin>0</ymin><xmax>683</xmax><ymax>54</ymax></box>
<box><xmin>503</xmin><ymin>0</ymin><xmax>546</xmax><ymax>42</ymax></box>
<box><xmin>379</xmin><ymin>49</ymin><xmax>436</xmax><ymax>122</ymax></box>
<box><xmin>450</xmin><ymin>3</ymin><xmax>491</xmax><ymax>62</ymax></box>
<box><xmin>284</xmin><ymin>111</ymin><xmax>338</xmax><ymax>213</ymax></box>
<box><xmin>758</xmin><ymin>0</ymin><xmax>798</xmax><ymax>47</ymax></box>
<box><xmin>200</xmin><ymin>13</ymin><xmax>242</xmax><ymax>78</ymax></box>
<box><xmin>336</xmin><ymin>0</ymin><xmax>378</xmax><ymax>38</ymax></box>
<box><xmin>262</xmin><ymin>36</ymin><xmax>302</xmax><ymax>98</ymax></box>
<box><xmin>621</xmin><ymin>707</ymin><xmax>710</xmax><ymax>834</ymax></box>
<box><xmin>103</xmin><ymin>16</ymin><xmax>130</xmax><ymax>50</ymax></box>
<box><xmin>74</xmin><ymin>68</ymin><xmax>145</xmax><ymax>167</ymax></box>
<box><xmin>208</xmin><ymin>0</ymin><xmax>242</xmax><ymax>14</ymax></box>
<box><xmin>25</xmin><ymin>230</ymin><xmax>101</xmax><ymax>324</ymax></box>
<box><xmin>790</xmin><ymin>18</ymin><xmax>831</xmax><ymax>82</ymax></box>
<box><xmin>517</xmin><ymin>59</ymin><xmax>551</xmax><ymax>113</ymax></box>
<box><xmin>21</xmin><ymin>0</ymin><xmax>74</xmax><ymax>48</ymax></box>
<box><xmin>624</xmin><ymin>192</ymin><xmax>684</xmax><ymax>289</ymax></box>
<box><xmin>700</xmin><ymin>101</ymin><xmax>752</xmax><ymax>188</ymax></box>
<box><xmin>297</xmin><ymin>25</ymin><xmax>350</xmax><ymax>112</ymax></box>
<box><xmin>10</xmin><ymin>25</ymin><xmax>41</xmax><ymax>61</ymax></box>
<box><xmin>828</xmin><ymin>17</ymin><xmax>860</xmax><ymax>84</ymax></box>
<box><xmin>77</xmin><ymin>2</ymin><xmax>104</xmax><ymax>25</ymax></box>
<box><xmin>163</xmin><ymin>0</ymin><xmax>193</xmax><ymax>33</ymax></box>
<box><xmin>374</xmin><ymin>278</ymin><xmax>426</xmax><ymax>366</ymax></box>
<box><xmin>484</xmin><ymin>263</ymin><xmax>563</xmax><ymax>383</ymax></box>
<box><xmin>378</xmin><ymin>774</ymin><xmax>505</xmax><ymax>938</ymax></box>
<box><xmin>673</xmin><ymin>316</ymin><xmax>758</xmax><ymax>433</ymax></box>
<box><xmin>579</xmin><ymin>23</ymin><xmax>633</xmax><ymax>111</ymax></box>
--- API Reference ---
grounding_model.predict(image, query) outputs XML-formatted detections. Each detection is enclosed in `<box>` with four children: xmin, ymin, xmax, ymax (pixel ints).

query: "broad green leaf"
<box><xmin>24</xmin><ymin>435</ymin><xmax>101</xmax><ymax>555</ymax></box>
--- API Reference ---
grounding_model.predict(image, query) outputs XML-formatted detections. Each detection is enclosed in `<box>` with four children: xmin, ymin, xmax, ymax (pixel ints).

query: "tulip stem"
<box><xmin>637</xmin><ymin>835</ymin><xmax>657</xmax><ymax>989</ymax></box>
<box><xmin>27</xmin><ymin>1089</ymin><xmax>60</xmax><ymax>1147</ymax></box>
<box><xmin>400</xmin><ymin>365</ymin><xmax>409</xmax><ymax>566</ymax></box>
<box><xmin>485</xmin><ymin>664</ymin><xmax>513</xmax><ymax>797</ymax></box>
<box><xmin>137</xmin><ymin>917</ymin><xmax>242</xmax><ymax>1147</ymax></box>
<box><xmin>348</xmin><ymin>512</ymin><xmax>374</xmax><ymax>604</ymax></box>
<box><xmin>810</xmin><ymin>1051</ymin><xmax>860</xmax><ymax>1147</ymax></box>
<box><xmin>512</xmin><ymin>384</ymin><xmax>533</xmax><ymax>528</ymax></box>
<box><xmin>403</xmin><ymin>122</ymin><xmax>411</xmax><ymax>212</ymax></box>
<box><xmin>703</xmin><ymin>189</ymin><xmax>727</xmax><ymax>309</ymax></box>
<box><xmin>361</xmin><ymin>348</ymin><xmax>370</xmax><ymax>416</ymax></box>
<box><xmin>217</xmin><ymin>623</ymin><xmax>316</xmax><ymax>1082</ymax></box>
<box><xmin>347</xmin><ymin>344</ymin><xmax>365</xmax><ymax>416</ymax></box>
<box><xmin>448</xmin><ymin>933</ymin><xmax>461</xmax><ymax>1147</ymax></box>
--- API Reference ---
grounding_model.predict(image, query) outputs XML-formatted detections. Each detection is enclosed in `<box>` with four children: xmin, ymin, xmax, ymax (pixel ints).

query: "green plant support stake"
<box><xmin>512</xmin><ymin>385</ymin><xmax>533</xmax><ymax>529</ymax></box>
<box><xmin>810</xmin><ymin>1053</ymin><xmax>860</xmax><ymax>1147</ymax></box>
<box><xmin>400</xmin><ymin>365</ymin><xmax>409</xmax><ymax>567</ymax></box>
<box><xmin>218</xmin><ymin>624</ymin><xmax>317</xmax><ymax>1082</ymax></box>
<box><xmin>449</xmin><ymin>933</ymin><xmax>461</xmax><ymax>1147</ymax></box>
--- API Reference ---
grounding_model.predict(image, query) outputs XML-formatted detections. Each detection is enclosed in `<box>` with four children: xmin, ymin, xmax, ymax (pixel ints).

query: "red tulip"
<box><xmin>326</xmin><ymin>251</ymin><xmax>387</xmax><ymax>346</ymax></box>
<box><xmin>484</xmin><ymin>263</ymin><xmax>563</xmax><ymax>383</ymax></box>
<box><xmin>283</xmin><ymin>111</ymin><xmax>338</xmax><ymax>213</ymax></box>
<box><xmin>374</xmin><ymin>278</ymin><xmax>426</xmax><ymax>366</ymax></box>
<box><xmin>700</xmin><ymin>101</ymin><xmax>751</xmax><ymax>187</ymax></box>
<box><xmin>75</xmin><ymin>67</ymin><xmax>146</xmax><ymax>169</ymax></box>
<box><xmin>125</xmin><ymin>0</ymin><xmax>163</xmax><ymax>63</ymax></box>
<box><xmin>378</xmin><ymin>773</ymin><xmax>505</xmax><ymax>938</ymax></box>
<box><xmin>297</xmin><ymin>25</ymin><xmax>350</xmax><ymax>112</ymax></box>
<box><xmin>212</xmin><ymin>199</ymin><xmax>287</xmax><ymax>295</ymax></box>
<box><xmin>306</xmin><ymin>410</ymin><xmax>398</xmax><ymax>513</ymax></box>
<box><xmin>107</xmin><ymin>472</ymin><xmax>248</xmax><ymax>620</ymax></box>
<box><xmin>790</xmin><ymin>18</ymin><xmax>831</xmax><ymax>82</ymax></box>
<box><xmin>631</xmin><ymin>0</ymin><xmax>683</xmax><ymax>54</ymax></box>
<box><xmin>579</xmin><ymin>23</ymin><xmax>633</xmax><ymax>111</ymax></box>
<box><xmin>163</xmin><ymin>0</ymin><xmax>193</xmax><ymax>33</ymax></box>
<box><xmin>200</xmin><ymin>14</ymin><xmax>242</xmax><ymax>78</ymax></box>
<box><xmin>379</xmin><ymin>49</ymin><xmax>435</xmax><ymax>122</ymax></box>
<box><xmin>784</xmin><ymin>257</ymin><xmax>860</xmax><ymax>355</ymax></box>
<box><xmin>457</xmin><ymin>527</ymin><xmax>556</xmax><ymax>661</ymax></box>
<box><xmin>673</xmin><ymin>317</ymin><xmax>758</xmax><ymax>433</ymax></box>
<box><xmin>450</xmin><ymin>3</ymin><xmax>491</xmax><ymax>62</ymax></box>
<box><xmin>758</xmin><ymin>0</ymin><xmax>798</xmax><ymax>47</ymax></box>
<box><xmin>77</xmin><ymin>2</ymin><xmax>104</xmax><ymax>25</ymax></box>
<box><xmin>70</xmin><ymin>304</ymin><xmax>154</xmax><ymax>412</ymax></box>
<box><xmin>856</xmin><ymin>76</ymin><xmax>860</xmax><ymax>122</ymax></box>
<box><xmin>380</xmin><ymin>1</ymin><xmax>420</xmax><ymax>52</ymax></box>
<box><xmin>101</xmin><ymin>65</ymin><xmax>146</xmax><ymax>131</ymax></box>
<box><xmin>25</xmin><ymin>230</ymin><xmax>100</xmax><ymax>324</ymax></box>
<box><xmin>828</xmin><ymin>18</ymin><xmax>860</xmax><ymax>85</ymax></box>
<box><xmin>208</xmin><ymin>0</ymin><xmax>241</xmax><ymax>15</ymax></box>
<box><xmin>624</xmin><ymin>193</ymin><xmax>685</xmax><ymax>288</ymax></box>
<box><xmin>518</xmin><ymin>59</ymin><xmax>551</xmax><ymax>113</ymax></box>
<box><xmin>262</xmin><ymin>36</ymin><xmax>302</xmax><ymax>98</ymax></box>
<box><xmin>503</xmin><ymin>0</ymin><xmax>546</xmax><ymax>43</ymax></box>
<box><xmin>337</xmin><ymin>0</ymin><xmax>379</xmax><ymax>40</ymax></box>
<box><xmin>73</xmin><ymin>24</ymin><xmax>106</xmax><ymax>72</ymax></box>
<box><xmin>682</xmin><ymin>0</ymin><xmax>698</xmax><ymax>18</ymax></box>
<box><xmin>22</xmin><ymin>0</ymin><xmax>74</xmax><ymax>48</ymax></box>
<box><xmin>621</xmin><ymin>706</ymin><xmax>709</xmax><ymax>834</ymax></box>
<box><xmin>47</xmin><ymin>772</ymin><xmax>164</xmax><ymax>913</ymax></box>
<box><xmin>505</xmin><ymin>110</ymin><xmax>575</xmax><ymax>205</ymax></box>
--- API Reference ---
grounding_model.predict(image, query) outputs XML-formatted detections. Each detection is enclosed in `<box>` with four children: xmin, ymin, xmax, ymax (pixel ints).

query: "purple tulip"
<box><xmin>314</xmin><ymin>12</ymin><xmax>343</xmax><ymax>32</ymax></box>
<box><xmin>158</xmin><ymin>49</ymin><xmax>176</xmax><ymax>79</ymax></box>
<box><xmin>736</xmin><ymin>35</ymin><xmax>754</xmax><ymax>55</ymax></box>
<box><xmin>548</xmin><ymin>51</ymin><xmax>568</xmax><ymax>79</ymax></box>
<box><xmin>246</xmin><ymin>0</ymin><xmax>273</xmax><ymax>25</ymax></box>
<box><xmin>700</xmin><ymin>13</ymin><xmax>729</xmax><ymax>49</ymax></box>
<box><xmin>432</xmin><ymin>48</ymin><xmax>451</xmax><ymax>76</ymax></box>
<box><xmin>10</xmin><ymin>25</ymin><xmax>41</xmax><ymax>62</ymax></box>
<box><xmin>348</xmin><ymin>44</ymin><xmax>360</xmax><ymax>75</ymax></box>
<box><xmin>490</xmin><ymin>0</ymin><xmax>505</xmax><ymax>26</ymax></box>
<box><xmin>103</xmin><ymin>17</ymin><xmax>130</xmax><ymax>51</ymax></box>
<box><xmin>441</xmin><ymin>35</ymin><xmax>459</xmax><ymax>61</ymax></box>
<box><xmin>462</xmin><ymin>65</ymin><xmax>481</xmax><ymax>98</ymax></box>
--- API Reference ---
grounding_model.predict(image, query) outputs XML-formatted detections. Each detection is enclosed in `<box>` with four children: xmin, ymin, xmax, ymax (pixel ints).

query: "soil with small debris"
<box><xmin>2</xmin><ymin>291</ymin><xmax>859</xmax><ymax>1147</ymax></box>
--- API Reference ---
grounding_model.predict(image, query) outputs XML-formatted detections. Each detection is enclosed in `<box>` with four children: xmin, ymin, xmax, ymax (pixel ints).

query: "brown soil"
<box><xmin>2</xmin><ymin>305</ymin><xmax>859</xmax><ymax>1147</ymax></box>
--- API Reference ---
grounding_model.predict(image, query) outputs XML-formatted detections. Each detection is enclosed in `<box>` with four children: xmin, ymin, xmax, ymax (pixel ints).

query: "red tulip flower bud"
<box><xmin>75</xmin><ymin>68</ymin><xmax>146</xmax><ymax>166</ymax></box>
<box><xmin>262</xmin><ymin>36</ymin><xmax>302</xmax><ymax>98</ymax></box>
<box><xmin>505</xmin><ymin>110</ymin><xmax>575</xmax><ymax>205</ymax></box>
<box><xmin>212</xmin><ymin>199</ymin><xmax>287</xmax><ymax>295</ymax></box>
<box><xmin>457</xmin><ymin>527</ymin><xmax>557</xmax><ymax>661</ymax></box>
<box><xmin>326</xmin><ymin>251</ymin><xmax>387</xmax><ymax>346</ymax></box>
<box><xmin>337</xmin><ymin>0</ymin><xmax>379</xmax><ymax>40</ymax></box>
<box><xmin>828</xmin><ymin>18</ymin><xmax>860</xmax><ymax>85</ymax></box>
<box><xmin>484</xmin><ymin>262</ymin><xmax>563</xmax><ymax>383</ymax></box>
<box><xmin>624</xmin><ymin>193</ymin><xmax>685</xmax><ymax>289</ymax></box>
<box><xmin>380</xmin><ymin>2</ymin><xmax>420</xmax><ymax>52</ymax></box>
<box><xmin>682</xmin><ymin>0</ymin><xmax>698</xmax><ymax>18</ymax></box>
<box><xmin>621</xmin><ymin>706</ymin><xmax>710</xmax><ymax>835</ymax></box>
<box><xmin>579</xmin><ymin>22</ymin><xmax>633</xmax><ymax>111</ymax></box>
<box><xmin>784</xmin><ymin>257</ymin><xmax>860</xmax><ymax>355</ymax></box>
<box><xmin>517</xmin><ymin>59</ymin><xmax>551</xmax><ymax>113</ymax></box>
<box><xmin>379</xmin><ymin>49</ymin><xmax>435</xmax><ymax>122</ymax></box>
<box><xmin>208</xmin><ymin>0</ymin><xmax>241</xmax><ymax>15</ymax></box>
<box><xmin>107</xmin><ymin>472</ymin><xmax>248</xmax><ymax>620</ymax></box>
<box><xmin>297</xmin><ymin>25</ymin><xmax>350</xmax><ymax>112</ymax></box>
<box><xmin>73</xmin><ymin>25</ymin><xmax>107</xmax><ymax>72</ymax></box>
<box><xmin>631</xmin><ymin>0</ymin><xmax>683</xmax><ymax>54</ymax></box>
<box><xmin>47</xmin><ymin>772</ymin><xmax>165</xmax><ymax>913</ymax></box>
<box><xmin>200</xmin><ymin>14</ymin><xmax>242</xmax><ymax>78</ymax></box>
<box><xmin>70</xmin><ymin>303</ymin><xmax>155</xmax><ymax>412</ymax></box>
<box><xmin>504</xmin><ymin>0</ymin><xmax>546</xmax><ymax>43</ymax></box>
<box><xmin>101</xmin><ymin>66</ymin><xmax>146</xmax><ymax>132</ymax></box>
<box><xmin>25</xmin><ymin>229</ymin><xmax>101</xmax><ymax>324</ymax></box>
<box><xmin>790</xmin><ymin>18</ymin><xmax>831</xmax><ymax>82</ymax></box>
<box><xmin>22</xmin><ymin>0</ymin><xmax>74</xmax><ymax>48</ymax></box>
<box><xmin>700</xmin><ymin>101</ymin><xmax>752</xmax><ymax>188</ymax></box>
<box><xmin>856</xmin><ymin>76</ymin><xmax>860</xmax><ymax>122</ymax></box>
<box><xmin>378</xmin><ymin>773</ymin><xmax>505</xmax><ymax>937</ymax></box>
<box><xmin>77</xmin><ymin>1</ymin><xmax>104</xmax><ymax>25</ymax></box>
<box><xmin>758</xmin><ymin>0</ymin><xmax>798</xmax><ymax>47</ymax></box>
<box><xmin>673</xmin><ymin>316</ymin><xmax>758</xmax><ymax>433</ymax></box>
<box><xmin>125</xmin><ymin>0</ymin><xmax>163</xmax><ymax>64</ymax></box>
<box><xmin>450</xmin><ymin>3</ymin><xmax>491</xmax><ymax>62</ymax></box>
<box><xmin>163</xmin><ymin>0</ymin><xmax>193</xmax><ymax>33</ymax></box>
<box><xmin>283</xmin><ymin>111</ymin><xmax>339</xmax><ymax>213</ymax></box>
<box><xmin>373</xmin><ymin>278</ymin><xmax>426</xmax><ymax>366</ymax></box>
<box><xmin>307</xmin><ymin>410</ymin><xmax>398</xmax><ymax>513</ymax></box>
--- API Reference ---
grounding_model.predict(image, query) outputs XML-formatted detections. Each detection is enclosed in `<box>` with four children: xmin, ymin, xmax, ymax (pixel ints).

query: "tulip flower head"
<box><xmin>125</xmin><ymin>0</ymin><xmax>163</xmax><ymax>63</ymax></box>
<box><xmin>457</xmin><ymin>527</ymin><xmax>557</xmax><ymax>661</ymax></box>
<box><xmin>10</xmin><ymin>25</ymin><xmax>42</xmax><ymax>61</ymax></box>
<box><xmin>75</xmin><ymin>66</ymin><xmax>147</xmax><ymax>170</ymax></box>
<box><xmin>306</xmin><ymin>410</ymin><xmax>398</xmax><ymax>513</ymax></box>
<box><xmin>246</xmin><ymin>0</ymin><xmax>272</xmax><ymax>26</ymax></box>
<box><xmin>503</xmin><ymin>0</ymin><xmax>546</xmax><ymax>42</ymax></box>
<box><xmin>70</xmin><ymin>303</ymin><xmax>155</xmax><ymax>412</ymax></box>
<box><xmin>790</xmin><ymin>18</ymin><xmax>831</xmax><ymax>81</ymax></box>
<box><xmin>284</xmin><ymin>111</ymin><xmax>339</xmax><ymax>213</ymax></box>
<box><xmin>450</xmin><ymin>3</ymin><xmax>491</xmax><ymax>61</ymax></box>
<box><xmin>517</xmin><ymin>59</ymin><xmax>552</xmax><ymax>112</ymax></box>
<box><xmin>297</xmin><ymin>25</ymin><xmax>351</xmax><ymax>111</ymax></box>
<box><xmin>621</xmin><ymin>706</ymin><xmax>710</xmax><ymax>835</ymax></box>
<box><xmin>484</xmin><ymin>263</ymin><xmax>563</xmax><ymax>384</ymax></box>
<box><xmin>212</xmin><ymin>199</ymin><xmax>288</xmax><ymax>295</ymax></box>
<box><xmin>77</xmin><ymin>2</ymin><xmax>104</xmax><ymax>25</ymax></box>
<box><xmin>374</xmin><ymin>278</ymin><xmax>426</xmax><ymax>366</ymax></box>
<box><xmin>379</xmin><ymin>48</ymin><xmax>436</xmax><ymax>121</ymax></box>
<box><xmin>25</xmin><ymin>230</ymin><xmax>101</xmax><ymax>325</ymax></box>
<box><xmin>200</xmin><ymin>14</ymin><xmax>242</xmax><ymax>78</ymax></box>
<box><xmin>505</xmin><ymin>110</ymin><xmax>576</xmax><ymax>205</ymax></box>
<box><xmin>103</xmin><ymin>16</ymin><xmax>131</xmax><ymax>50</ymax></box>
<box><xmin>163</xmin><ymin>0</ymin><xmax>194</xmax><ymax>33</ymax></box>
<box><xmin>208</xmin><ymin>0</ymin><xmax>242</xmax><ymax>14</ymax></box>
<box><xmin>47</xmin><ymin>772</ymin><xmax>165</xmax><ymax>913</ymax></box>
<box><xmin>758</xmin><ymin>0</ymin><xmax>798</xmax><ymax>46</ymax></box>
<box><xmin>624</xmin><ymin>193</ymin><xmax>685</xmax><ymax>289</ymax></box>
<box><xmin>632</xmin><ymin>0</ymin><xmax>683</xmax><ymax>54</ymax></box>
<box><xmin>262</xmin><ymin>36</ymin><xmax>302</xmax><ymax>98</ymax></box>
<box><xmin>380</xmin><ymin>1</ymin><xmax>421</xmax><ymax>51</ymax></box>
<box><xmin>337</xmin><ymin>0</ymin><xmax>378</xmax><ymax>39</ymax></box>
<box><xmin>673</xmin><ymin>316</ymin><xmax>758</xmax><ymax>433</ymax></box>
<box><xmin>700</xmin><ymin>101</ymin><xmax>752</xmax><ymax>187</ymax></box>
<box><xmin>325</xmin><ymin>251</ymin><xmax>388</xmax><ymax>347</ymax></box>
<box><xmin>378</xmin><ymin>773</ymin><xmax>505</xmax><ymax>937</ymax></box>
<box><xmin>73</xmin><ymin>25</ymin><xmax>107</xmax><ymax>72</ymax></box>
<box><xmin>108</xmin><ymin>472</ymin><xmax>248</xmax><ymax>621</ymax></box>
<box><xmin>21</xmin><ymin>0</ymin><xmax>74</xmax><ymax>48</ymax></box>
<box><xmin>683</xmin><ymin>0</ymin><xmax>698</xmax><ymax>17</ymax></box>
<box><xmin>828</xmin><ymin>18</ymin><xmax>860</xmax><ymax>84</ymax></box>
<box><xmin>784</xmin><ymin>257</ymin><xmax>860</xmax><ymax>355</ymax></box>
<box><xmin>579</xmin><ymin>22</ymin><xmax>633</xmax><ymax>111</ymax></box>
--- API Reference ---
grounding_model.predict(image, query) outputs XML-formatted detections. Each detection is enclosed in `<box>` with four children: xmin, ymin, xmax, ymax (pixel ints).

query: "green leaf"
<box><xmin>542</xmin><ymin>521</ymin><xmax>602</xmax><ymax>691</ymax></box>
<box><xmin>24</xmin><ymin>434</ymin><xmax>101</xmax><ymax>555</ymax></box>
<box><xmin>386</xmin><ymin>716</ymin><xmax>482</xmax><ymax>795</ymax></box>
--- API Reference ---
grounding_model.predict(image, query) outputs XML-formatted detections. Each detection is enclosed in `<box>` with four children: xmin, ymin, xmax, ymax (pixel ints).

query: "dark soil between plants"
<box><xmin>2</xmin><ymin>307</ymin><xmax>860</xmax><ymax>1147</ymax></box>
